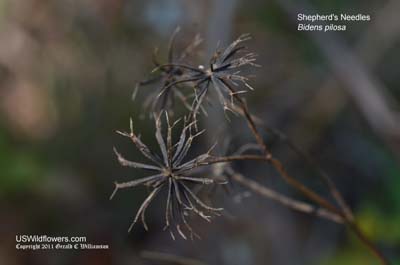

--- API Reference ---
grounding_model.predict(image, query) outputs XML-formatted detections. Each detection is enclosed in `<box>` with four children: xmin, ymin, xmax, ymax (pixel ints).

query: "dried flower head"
<box><xmin>133</xmin><ymin>27</ymin><xmax>203</xmax><ymax>115</ymax></box>
<box><xmin>155</xmin><ymin>34</ymin><xmax>259</xmax><ymax>117</ymax></box>
<box><xmin>111</xmin><ymin>113</ymin><xmax>222</xmax><ymax>239</ymax></box>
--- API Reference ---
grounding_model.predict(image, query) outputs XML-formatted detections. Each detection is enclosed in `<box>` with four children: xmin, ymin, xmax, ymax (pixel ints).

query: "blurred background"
<box><xmin>1</xmin><ymin>0</ymin><xmax>399</xmax><ymax>264</ymax></box>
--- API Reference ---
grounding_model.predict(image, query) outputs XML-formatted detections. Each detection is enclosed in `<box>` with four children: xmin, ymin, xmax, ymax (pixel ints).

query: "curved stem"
<box><xmin>228</xmin><ymin>169</ymin><xmax>344</xmax><ymax>223</ymax></box>
<box><xmin>347</xmin><ymin>222</ymin><xmax>390</xmax><ymax>265</ymax></box>
<box><xmin>204</xmin><ymin>155</ymin><xmax>267</xmax><ymax>164</ymax></box>
<box><xmin>153</xmin><ymin>63</ymin><xmax>205</xmax><ymax>74</ymax></box>
<box><xmin>219</xmin><ymin>78</ymin><xmax>389</xmax><ymax>265</ymax></box>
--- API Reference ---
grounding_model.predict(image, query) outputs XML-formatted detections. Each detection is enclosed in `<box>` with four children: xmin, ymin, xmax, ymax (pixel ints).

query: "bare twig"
<box><xmin>228</xmin><ymin>82</ymin><xmax>389</xmax><ymax>265</ymax></box>
<box><xmin>115</xmin><ymin>29</ymin><xmax>390</xmax><ymax>264</ymax></box>
<box><xmin>216</xmin><ymin>70</ymin><xmax>389</xmax><ymax>264</ymax></box>
<box><xmin>230</xmin><ymin>103</ymin><xmax>355</xmax><ymax>220</ymax></box>
<box><xmin>227</xmin><ymin>168</ymin><xmax>343</xmax><ymax>223</ymax></box>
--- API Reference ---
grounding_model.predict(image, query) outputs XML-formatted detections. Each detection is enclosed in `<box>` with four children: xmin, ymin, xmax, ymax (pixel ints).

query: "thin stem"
<box><xmin>233</xmin><ymin>96</ymin><xmax>270</xmax><ymax>155</ymax></box>
<box><xmin>264</xmin><ymin>123</ymin><xmax>355</xmax><ymax>221</ymax></box>
<box><xmin>232</xmin><ymin>103</ymin><xmax>356</xmax><ymax>221</ymax></box>
<box><xmin>222</xmin><ymin>79</ymin><xmax>342</xmax><ymax>214</ymax></box>
<box><xmin>204</xmin><ymin>154</ymin><xmax>343</xmax><ymax>216</ymax></box>
<box><xmin>347</xmin><ymin>223</ymin><xmax>390</xmax><ymax>265</ymax></box>
<box><xmin>228</xmin><ymin>169</ymin><xmax>343</xmax><ymax>223</ymax></box>
<box><xmin>153</xmin><ymin>63</ymin><xmax>205</xmax><ymax>74</ymax></box>
<box><xmin>269</xmin><ymin>157</ymin><xmax>343</xmax><ymax>215</ymax></box>
<box><xmin>220</xmin><ymin>78</ymin><xmax>388</xmax><ymax>264</ymax></box>
<box><xmin>205</xmin><ymin>155</ymin><xmax>267</xmax><ymax>164</ymax></box>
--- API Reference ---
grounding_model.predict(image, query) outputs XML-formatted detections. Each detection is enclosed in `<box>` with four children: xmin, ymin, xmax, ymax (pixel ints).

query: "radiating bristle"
<box><xmin>112</xmin><ymin>114</ymin><xmax>224</xmax><ymax>238</ymax></box>
<box><xmin>112</xmin><ymin>31</ymin><xmax>260</xmax><ymax>239</ymax></box>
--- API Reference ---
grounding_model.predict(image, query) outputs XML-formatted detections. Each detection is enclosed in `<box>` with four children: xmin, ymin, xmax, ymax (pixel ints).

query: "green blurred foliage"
<box><xmin>0</xmin><ymin>132</ymin><xmax>45</xmax><ymax>195</ymax></box>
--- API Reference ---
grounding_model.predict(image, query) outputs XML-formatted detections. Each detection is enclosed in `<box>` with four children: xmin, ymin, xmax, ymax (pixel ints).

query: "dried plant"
<box><xmin>133</xmin><ymin>27</ymin><xmax>202</xmax><ymax>115</ymax></box>
<box><xmin>153</xmin><ymin>33</ymin><xmax>259</xmax><ymax>119</ymax></box>
<box><xmin>111</xmin><ymin>31</ymin><xmax>390</xmax><ymax>264</ymax></box>
<box><xmin>111</xmin><ymin>113</ymin><xmax>222</xmax><ymax>239</ymax></box>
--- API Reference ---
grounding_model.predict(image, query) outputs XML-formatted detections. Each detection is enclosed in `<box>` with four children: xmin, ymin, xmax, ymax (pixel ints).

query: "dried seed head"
<box><xmin>112</xmin><ymin>112</ymin><xmax>222</xmax><ymax>239</ymax></box>
<box><xmin>133</xmin><ymin>28</ymin><xmax>203</xmax><ymax>116</ymax></box>
<box><xmin>153</xmin><ymin>34</ymin><xmax>259</xmax><ymax>121</ymax></box>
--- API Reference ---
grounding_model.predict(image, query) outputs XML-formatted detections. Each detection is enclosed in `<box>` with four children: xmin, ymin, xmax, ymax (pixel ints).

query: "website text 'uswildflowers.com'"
<box><xmin>15</xmin><ymin>235</ymin><xmax>109</xmax><ymax>250</ymax></box>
